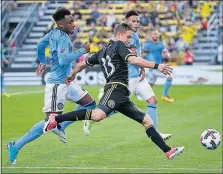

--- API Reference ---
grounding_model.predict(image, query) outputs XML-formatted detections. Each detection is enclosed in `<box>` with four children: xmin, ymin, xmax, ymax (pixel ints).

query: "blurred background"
<box><xmin>1</xmin><ymin>0</ymin><xmax>222</xmax><ymax>86</ymax></box>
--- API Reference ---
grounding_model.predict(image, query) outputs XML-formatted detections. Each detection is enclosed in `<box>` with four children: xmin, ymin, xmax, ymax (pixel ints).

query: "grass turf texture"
<box><xmin>1</xmin><ymin>85</ymin><xmax>222</xmax><ymax>173</ymax></box>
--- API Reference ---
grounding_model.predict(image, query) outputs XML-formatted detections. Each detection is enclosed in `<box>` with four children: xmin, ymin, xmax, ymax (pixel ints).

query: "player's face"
<box><xmin>127</xmin><ymin>16</ymin><xmax>140</xmax><ymax>32</ymax></box>
<box><xmin>61</xmin><ymin>15</ymin><xmax>75</xmax><ymax>34</ymax></box>
<box><xmin>119</xmin><ymin>30</ymin><xmax>132</xmax><ymax>44</ymax></box>
<box><xmin>151</xmin><ymin>30</ymin><xmax>159</xmax><ymax>41</ymax></box>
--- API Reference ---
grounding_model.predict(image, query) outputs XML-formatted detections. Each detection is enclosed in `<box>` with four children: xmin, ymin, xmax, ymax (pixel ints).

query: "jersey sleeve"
<box><xmin>57</xmin><ymin>36</ymin><xmax>86</xmax><ymax>65</ymax></box>
<box><xmin>117</xmin><ymin>41</ymin><xmax>136</xmax><ymax>61</ymax></box>
<box><xmin>37</xmin><ymin>33</ymin><xmax>50</xmax><ymax>64</ymax></box>
<box><xmin>86</xmin><ymin>52</ymin><xmax>99</xmax><ymax>66</ymax></box>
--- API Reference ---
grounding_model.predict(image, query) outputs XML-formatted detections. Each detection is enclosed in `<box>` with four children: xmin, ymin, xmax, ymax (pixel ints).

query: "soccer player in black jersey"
<box><xmin>43</xmin><ymin>23</ymin><xmax>184</xmax><ymax>160</ymax></box>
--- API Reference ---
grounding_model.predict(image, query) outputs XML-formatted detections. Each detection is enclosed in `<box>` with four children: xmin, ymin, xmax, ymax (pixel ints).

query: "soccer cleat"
<box><xmin>159</xmin><ymin>132</ymin><xmax>172</xmax><ymax>141</ymax></box>
<box><xmin>83</xmin><ymin>120</ymin><xmax>91</xmax><ymax>136</ymax></box>
<box><xmin>43</xmin><ymin>113</ymin><xmax>58</xmax><ymax>134</ymax></box>
<box><xmin>161</xmin><ymin>96</ymin><xmax>174</xmax><ymax>103</ymax></box>
<box><xmin>7</xmin><ymin>141</ymin><xmax>18</xmax><ymax>164</ymax></box>
<box><xmin>165</xmin><ymin>146</ymin><xmax>185</xmax><ymax>160</ymax></box>
<box><xmin>52</xmin><ymin>127</ymin><xmax>68</xmax><ymax>143</ymax></box>
<box><xmin>2</xmin><ymin>92</ymin><xmax>10</xmax><ymax>97</ymax></box>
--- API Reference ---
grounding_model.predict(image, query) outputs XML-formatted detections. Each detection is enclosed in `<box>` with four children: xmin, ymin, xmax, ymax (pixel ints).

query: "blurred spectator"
<box><xmin>184</xmin><ymin>47</ymin><xmax>194</xmax><ymax>65</ymax></box>
<box><xmin>201</xmin><ymin>18</ymin><xmax>208</xmax><ymax>31</ymax></box>
<box><xmin>99</xmin><ymin>14</ymin><xmax>107</xmax><ymax>26</ymax></box>
<box><xmin>99</xmin><ymin>0</ymin><xmax>109</xmax><ymax>9</ymax></box>
<box><xmin>200</xmin><ymin>2</ymin><xmax>212</xmax><ymax>19</ymax></box>
<box><xmin>73</xmin><ymin>8</ymin><xmax>82</xmax><ymax>20</ymax></box>
<box><xmin>150</xmin><ymin>6</ymin><xmax>158</xmax><ymax>26</ymax></box>
<box><xmin>90</xmin><ymin>3</ymin><xmax>101</xmax><ymax>21</ymax></box>
<box><xmin>106</xmin><ymin>12</ymin><xmax>117</xmax><ymax>27</ymax></box>
<box><xmin>140</xmin><ymin>12</ymin><xmax>150</xmax><ymax>26</ymax></box>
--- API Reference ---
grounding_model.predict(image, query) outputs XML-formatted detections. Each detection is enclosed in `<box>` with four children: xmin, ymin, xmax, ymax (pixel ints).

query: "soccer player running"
<box><xmin>142</xmin><ymin>28</ymin><xmax>174</xmax><ymax>103</ymax></box>
<box><xmin>44</xmin><ymin>23</ymin><xmax>185</xmax><ymax>160</ymax></box>
<box><xmin>1</xmin><ymin>42</ymin><xmax>10</xmax><ymax>97</ymax></box>
<box><xmin>84</xmin><ymin>10</ymin><xmax>171</xmax><ymax>140</ymax></box>
<box><xmin>7</xmin><ymin>8</ymin><xmax>96</xmax><ymax>164</ymax></box>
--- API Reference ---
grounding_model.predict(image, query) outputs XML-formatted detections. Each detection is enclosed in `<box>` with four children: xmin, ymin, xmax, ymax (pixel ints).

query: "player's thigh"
<box><xmin>128</xmin><ymin>77</ymin><xmax>140</xmax><ymax>96</ymax></box>
<box><xmin>135</xmin><ymin>78</ymin><xmax>155</xmax><ymax>101</ymax></box>
<box><xmin>66</xmin><ymin>81</ymin><xmax>89</xmax><ymax>103</ymax></box>
<box><xmin>98</xmin><ymin>84</ymin><xmax>128</xmax><ymax>116</ymax></box>
<box><xmin>147</xmin><ymin>70</ymin><xmax>158</xmax><ymax>84</ymax></box>
<box><xmin>42</xmin><ymin>84</ymin><xmax>68</xmax><ymax>113</ymax></box>
<box><xmin>117</xmin><ymin>101</ymin><xmax>146</xmax><ymax>124</ymax></box>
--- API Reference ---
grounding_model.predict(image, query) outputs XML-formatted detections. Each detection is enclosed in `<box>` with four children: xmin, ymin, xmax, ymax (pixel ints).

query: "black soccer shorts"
<box><xmin>98</xmin><ymin>83</ymin><xmax>146</xmax><ymax>123</ymax></box>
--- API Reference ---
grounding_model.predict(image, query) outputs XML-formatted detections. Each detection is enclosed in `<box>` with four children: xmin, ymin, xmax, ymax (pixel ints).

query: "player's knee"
<box><xmin>45</xmin><ymin>112</ymin><xmax>62</xmax><ymax>121</ymax></box>
<box><xmin>146</xmin><ymin>96</ymin><xmax>157</xmax><ymax>104</ymax></box>
<box><xmin>142</xmin><ymin>114</ymin><xmax>154</xmax><ymax>128</ymax></box>
<box><xmin>91</xmin><ymin>109</ymin><xmax>106</xmax><ymax>121</ymax></box>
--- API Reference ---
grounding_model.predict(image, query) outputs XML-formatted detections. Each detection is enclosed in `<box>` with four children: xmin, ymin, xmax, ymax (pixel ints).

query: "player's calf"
<box><xmin>143</xmin><ymin>115</ymin><xmax>184</xmax><ymax>159</ymax></box>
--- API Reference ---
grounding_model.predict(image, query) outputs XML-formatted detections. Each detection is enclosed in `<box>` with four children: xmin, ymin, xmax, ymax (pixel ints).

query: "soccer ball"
<box><xmin>200</xmin><ymin>129</ymin><xmax>221</xmax><ymax>150</ymax></box>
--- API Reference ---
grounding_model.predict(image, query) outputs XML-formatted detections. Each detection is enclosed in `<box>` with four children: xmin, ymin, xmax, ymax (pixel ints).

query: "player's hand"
<box><xmin>4</xmin><ymin>59</ymin><xmax>9</xmax><ymax>65</ymax></box>
<box><xmin>83</xmin><ymin>43</ymin><xmax>90</xmax><ymax>53</ymax></box>
<box><xmin>36</xmin><ymin>64</ymin><xmax>45</xmax><ymax>76</ymax></box>
<box><xmin>158</xmin><ymin>64</ymin><xmax>173</xmax><ymax>75</ymax></box>
<box><xmin>65</xmin><ymin>74</ymin><xmax>75</xmax><ymax>85</ymax></box>
<box><xmin>139</xmin><ymin>68</ymin><xmax>146</xmax><ymax>81</ymax></box>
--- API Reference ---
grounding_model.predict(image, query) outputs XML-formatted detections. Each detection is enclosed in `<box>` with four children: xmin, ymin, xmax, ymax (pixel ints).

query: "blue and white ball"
<box><xmin>200</xmin><ymin>129</ymin><xmax>221</xmax><ymax>150</ymax></box>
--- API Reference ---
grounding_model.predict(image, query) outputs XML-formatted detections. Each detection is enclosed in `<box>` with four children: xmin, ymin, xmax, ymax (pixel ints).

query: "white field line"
<box><xmin>1</xmin><ymin>166</ymin><xmax>222</xmax><ymax>172</ymax></box>
<box><xmin>10</xmin><ymin>90</ymin><xmax>44</xmax><ymax>96</ymax></box>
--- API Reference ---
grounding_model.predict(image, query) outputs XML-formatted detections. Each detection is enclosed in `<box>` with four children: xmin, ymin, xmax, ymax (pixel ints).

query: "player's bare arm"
<box><xmin>65</xmin><ymin>61</ymin><xmax>88</xmax><ymax>84</ymax></box>
<box><xmin>128</xmin><ymin>56</ymin><xmax>172</xmax><ymax>75</ymax></box>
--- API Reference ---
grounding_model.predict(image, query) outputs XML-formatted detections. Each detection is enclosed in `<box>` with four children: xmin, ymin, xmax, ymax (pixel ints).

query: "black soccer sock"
<box><xmin>145</xmin><ymin>125</ymin><xmax>171</xmax><ymax>153</ymax></box>
<box><xmin>55</xmin><ymin>109</ymin><xmax>92</xmax><ymax>123</ymax></box>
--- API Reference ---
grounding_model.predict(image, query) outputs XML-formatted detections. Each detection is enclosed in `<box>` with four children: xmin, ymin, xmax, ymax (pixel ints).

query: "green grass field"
<box><xmin>1</xmin><ymin>85</ymin><xmax>222</xmax><ymax>173</ymax></box>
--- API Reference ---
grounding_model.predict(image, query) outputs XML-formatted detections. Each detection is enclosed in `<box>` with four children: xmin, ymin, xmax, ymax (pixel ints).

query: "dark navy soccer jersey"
<box><xmin>86</xmin><ymin>40</ymin><xmax>136</xmax><ymax>86</ymax></box>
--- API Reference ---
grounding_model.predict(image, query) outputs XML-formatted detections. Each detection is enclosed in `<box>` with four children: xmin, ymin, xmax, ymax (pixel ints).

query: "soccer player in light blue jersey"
<box><xmin>1</xmin><ymin>43</ymin><xmax>10</xmax><ymax>97</ymax></box>
<box><xmin>7</xmin><ymin>8</ymin><xmax>96</xmax><ymax>164</ymax></box>
<box><xmin>88</xmin><ymin>10</ymin><xmax>171</xmax><ymax>140</ymax></box>
<box><xmin>142</xmin><ymin>28</ymin><xmax>174</xmax><ymax>103</ymax></box>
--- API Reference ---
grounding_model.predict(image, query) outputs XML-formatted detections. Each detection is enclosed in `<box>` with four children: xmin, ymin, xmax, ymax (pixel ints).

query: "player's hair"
<box><xmin>114</xmin><ymin>23</ymin><xmax>132</xmax><ymax>36</ymax></box>
<box><xmin>125</xmin><ymin>10</ymin><xmax>139</xmax><ymax>19</ymax></box>
<box><xmin>52</xmin><ymin>7</ymin><xmax>71</xmax><ymax>22</ymax></box>
<box><xmin>151</xmin><ymin>27</ymin><xmax>159</xmax><ymax>32</ymax></box>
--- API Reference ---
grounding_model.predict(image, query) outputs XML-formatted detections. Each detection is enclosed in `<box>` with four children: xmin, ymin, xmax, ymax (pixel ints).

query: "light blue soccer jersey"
<box><xmin>128</xmin><ymin>32</ymin><xmax>141</xmax><ymax>78</ymax></box>
<box><xmin>1</xmin><ymin>43</ymin><xmax>5</xmax><ymax>60</ymax></box>
<box><xmin>37</xmin><ymin>28</ymin><xmax>86</xmax><ymax>84</ymax></box>
<box><xmin>142</xmin><ymin>40</ymin><xmax>165</xmax><ymax>64</ymax></box>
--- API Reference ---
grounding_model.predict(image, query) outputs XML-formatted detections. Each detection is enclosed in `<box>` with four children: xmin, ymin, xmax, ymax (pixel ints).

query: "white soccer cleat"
<box><xmin>52</xmin><ymin>127</ymin><xmax>68</xmax><ymax>143</ymax></box>
<box><xmin>159</xmin><ymin>132</ymin><xmax>172</xmax><ymax>141</ymax></box>
<box><xmin>83</xmin><ymin>120</ymin><xmax>90</xmax><ymax>136</ymax></box>
<box><xmin>165</xmin><ymin>146</ymin><xmax>185</xmax><ymax>160</ymax></box>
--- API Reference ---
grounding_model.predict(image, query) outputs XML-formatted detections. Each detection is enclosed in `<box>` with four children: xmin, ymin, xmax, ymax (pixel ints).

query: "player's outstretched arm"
<box><xmin>65</xmin><ymin>61</ymin><xmax>88</xmax><ymax>84</ymax></box>
<box><xmin>128</xmin><ymin>56</ymin><xmax>172</xmax><ymax>75</ymax></box>
<box><xmin>58</xmin><ymin>43</ymin><xmax>90</xmax><ymax>65</ymax></box>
